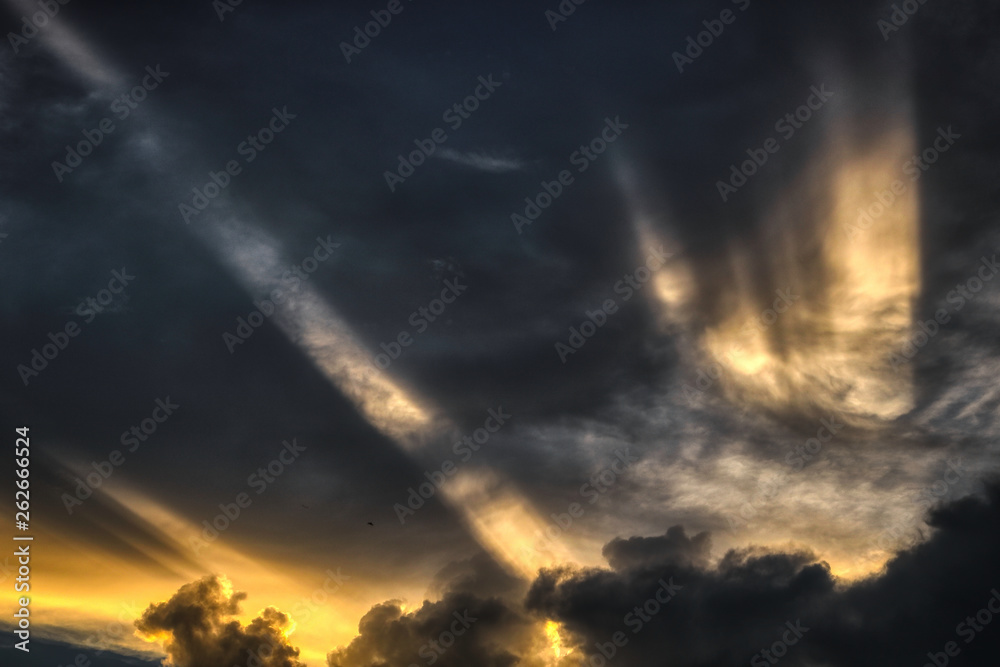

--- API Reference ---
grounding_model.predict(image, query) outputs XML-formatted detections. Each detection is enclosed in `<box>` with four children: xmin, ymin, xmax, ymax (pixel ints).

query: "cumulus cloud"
<box><xmin>527</xmin><ymin>480</ymin><xmax>1000</xmax><ymax>666</ymax></box>
<box><xmin>135</xmin><ymin>576</ymin><xmax>304</xmax><ymax>667</ymax></box>
<box><xmin>321</xmin><ymin>482</ymin><xmax>1000</xmax><ymax>667</ymax></box>
<box><xmin>325</xmin><ymin>592</ymin><xmax>534</xmax><ymax>667</ymax></box>
<box><xmin>325</xmin><ymin>552</ymin><xmax>550</xmax><ymax>667</ymax></box>
<box><xmin>324</xmin><ymin>553</ymin><xmax>597</xmax><ymax>667</ymax></box>
<box><xmin>601</xmin><ymin>525</ymin><xmax>712</xmax><ymax>571</ymax></box>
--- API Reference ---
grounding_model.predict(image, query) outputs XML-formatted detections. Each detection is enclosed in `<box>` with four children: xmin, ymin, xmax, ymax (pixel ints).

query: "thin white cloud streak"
<box><xmin>436</xmin><ymin>148</ymin><xmax>525</xmax><ymax>172</ymax></box>
<box><xmin>5</xmin><ymin>0</ymin><xmax>122</xmax><ymax>87</ymax></box>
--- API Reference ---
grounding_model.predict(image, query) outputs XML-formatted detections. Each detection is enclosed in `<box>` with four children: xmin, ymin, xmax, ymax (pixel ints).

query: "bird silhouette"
<box><xmin>367</xmin><ymin>521</ymin><xmax>374</xmax><ymax>527</ymax></box>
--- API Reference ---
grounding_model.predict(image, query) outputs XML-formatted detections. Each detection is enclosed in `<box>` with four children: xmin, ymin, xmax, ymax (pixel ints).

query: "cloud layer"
<box><xmin>135</xmin><ymin>576</ymin><xmax>304</xmax><ymax>667</ymax></box>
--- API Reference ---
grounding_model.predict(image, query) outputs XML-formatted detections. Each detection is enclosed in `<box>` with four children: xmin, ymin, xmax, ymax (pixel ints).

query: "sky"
<box><xmin>1</xmin><ymin>0</ymin><xmax>999</xmax><ymax>666</ymax></box>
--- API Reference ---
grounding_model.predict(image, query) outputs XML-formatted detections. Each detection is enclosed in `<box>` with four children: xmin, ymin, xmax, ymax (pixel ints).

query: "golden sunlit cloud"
<box><xmin>700</xmin><ymin>116</ymin><xmax>920</xmax><ymax>424</ymax></box>
<box><xmin>639</xmin><ymin>103</ymin><xmax>921</xmax><ymax>426</ymax></box>
<box><xmin>610</xmin><ymin>79</ymin><xmax>930</xmax><ymax>581</ymax></box>
<box><xmin>544</xmin><ymin>620</ymin><xmax>568</xmax><ymax>662</ymax></box>
<box><xmin>134</xmin><ymin>574</ymin><xmax>305</xmax><ymax>667</ymax></box>
<box><xmin>441</xmin><ymin>468</ymin><xmax>585</xmax><ymax>578</ymax></box>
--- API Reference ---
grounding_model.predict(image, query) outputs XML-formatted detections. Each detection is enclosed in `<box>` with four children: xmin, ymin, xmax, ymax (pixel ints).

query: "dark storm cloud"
<box><xmin>135</xmin><ymin>575</ymin><xmax>304</xmax><ymax>667</ymax></box>
<box><xmin>426</xmin><ymin>552</ymin><xmax>527</xmax><ymax>600</ymax></box>
<box><xmin>325</xmin><ymin>595</ymin><xmax>528</xmax><ymax>667</ymax></box>
<box><xmin>527</xmin><ymin>481</ymin><xmax>1000</xmax><ymax>667</ymax></box>
<box><xmin>601</xmin><ymin>525</ymin><xmax>712</xmax><ymax>571</ymax></box>
<box><xmin>268</xmin><ymin>482</ymin><xmax>1000</xmax><ymax>666</ymax></box>
<box><xmin>326</xmin><ymin>553</ymin><xmax>538</xmax><ymax>667</ymax></box>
